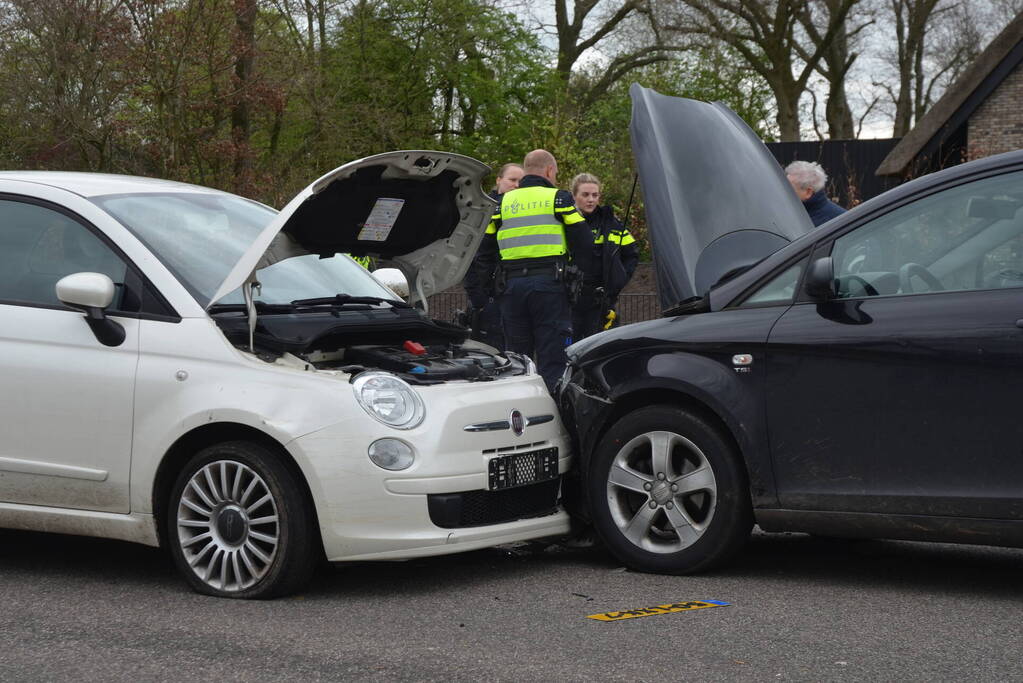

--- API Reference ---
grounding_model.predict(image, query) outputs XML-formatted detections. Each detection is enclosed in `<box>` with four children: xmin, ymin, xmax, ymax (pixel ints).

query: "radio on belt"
<box><xmin>403</xmin><ymin>340</ymin><xmax>427</xmax><ymax>355</ymax></box>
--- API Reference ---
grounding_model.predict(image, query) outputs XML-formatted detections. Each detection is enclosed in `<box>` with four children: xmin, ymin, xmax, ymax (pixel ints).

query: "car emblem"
<box><xmin>510</xmin><ymin>410</ymin><xmax>525</xmax><ymax>436</ymax></box>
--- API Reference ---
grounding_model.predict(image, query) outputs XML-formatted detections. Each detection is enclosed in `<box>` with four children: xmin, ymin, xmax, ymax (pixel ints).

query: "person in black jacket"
<box><xmin>462</xmin><ymin>163</ymin><xmax>523</xmax><ymax>349</ymax></box>
<box><xmin>570</xmin><ymin>173</ymin><xmax>639</xmax><ymax>340</ymax></box>
<box><xmin>474</xmin><ymin>151</ymin><xmax>591</xmax><ymax>391</ymax></box>
<box><xmin>785</xmin><ymin>160</ymin><xmax>847</xmax><ymax>227</ymax></box>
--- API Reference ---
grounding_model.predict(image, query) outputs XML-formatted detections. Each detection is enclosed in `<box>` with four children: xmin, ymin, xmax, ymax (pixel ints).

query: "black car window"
<box><xmin>0</xmin><ymin>199</ymin><xmax>128</xmax><ymax>309</ymax></box>
<box><xmin>831</xmin><ymin>170</ymin><xmax>1023</xmax><ymax>299</ymax></box>
<box><xmin>740</xmin><ymin>261</ymin><xmax>805</xmax><ymax>307</ymax></box>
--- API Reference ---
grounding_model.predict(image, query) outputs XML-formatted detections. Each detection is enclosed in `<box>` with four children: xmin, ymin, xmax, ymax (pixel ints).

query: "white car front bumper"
<box><xmin>288</xmin><ymin>373</ymin><xmax>573</xmax><ymax>562</ymax></box>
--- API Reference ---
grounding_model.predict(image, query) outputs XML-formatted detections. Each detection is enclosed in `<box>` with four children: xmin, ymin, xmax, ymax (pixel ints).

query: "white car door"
<box><xmin>0</xmin><ymin>197</ymin><xmax>138</xmax><ymax>513</ymax></box>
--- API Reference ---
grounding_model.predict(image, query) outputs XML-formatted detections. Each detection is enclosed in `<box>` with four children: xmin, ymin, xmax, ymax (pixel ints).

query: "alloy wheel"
<box><xmin>176</xmin><ymin>459</ymin><xmax>280</xmax><ymax>592</ymax></box>
<box><xmin>605</xmin><ymin>430</ymin><xmax>717</xmax><ymax>553</ymax></box>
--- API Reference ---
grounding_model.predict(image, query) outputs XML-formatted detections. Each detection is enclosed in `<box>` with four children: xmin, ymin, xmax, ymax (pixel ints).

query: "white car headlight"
<box><xmin>368</xmin><ymin>438</ymin><xmax>415</xmax><ymax>470</ymax></box>
<box><xmin>352</xmin><ymin>372</ymin><xmax>425</xmax><ymax>429</ymax></box>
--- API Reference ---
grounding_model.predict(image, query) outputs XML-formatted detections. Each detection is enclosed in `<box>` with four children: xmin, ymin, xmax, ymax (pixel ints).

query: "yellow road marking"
<box><xmin>587</xmin><ymin>600</ymin><xmax>729</xmax><ymax>621</ymax></box>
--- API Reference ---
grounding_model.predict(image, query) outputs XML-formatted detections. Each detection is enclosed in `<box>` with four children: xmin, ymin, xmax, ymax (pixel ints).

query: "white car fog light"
<box><xmin>368</xmin><ymin>439</ymin><xmax>415</xmax><ymax>471</ymax></box>
<box><xmin>352</xmin><ymin>372</ymin><xmax>425</xmax><ymax>429</ymax></box>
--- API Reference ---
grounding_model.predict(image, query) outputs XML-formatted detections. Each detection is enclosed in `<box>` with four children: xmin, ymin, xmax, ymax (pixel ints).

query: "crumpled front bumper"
<box><xmin>288</xmin><ymin>374</ymin><xmax>574</xmax><ymax>562</ymax></box>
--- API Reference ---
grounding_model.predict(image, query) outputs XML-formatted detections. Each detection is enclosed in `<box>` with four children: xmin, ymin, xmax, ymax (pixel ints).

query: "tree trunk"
<box><xmin>231</xmin><ymin>0</ymin><xmax>257</xmax><ymax>193</ymax></box>
<box><xmin>821</xmin><ymin>0</ymin><xmax>856</xmax><ymax>139</ymax></box>
<box><xmin>826</xmin><ymin>87</ymin><xmax>855</xmax><ymax>139</ymax></box>
<box><xmin>776</xmin><ymin>94</ymin><xmax>802</xmax><ymax>142</ymax></box>
<box><xmin>890</xmin><ymin>0</ymin><xmax>941</xmax><ymax>136</ymax></box>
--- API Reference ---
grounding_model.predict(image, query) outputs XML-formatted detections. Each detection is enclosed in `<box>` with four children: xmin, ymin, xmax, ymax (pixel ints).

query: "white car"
<box><xmin>0</xmin><ymin>151</ymin><xmax>572</xmax><ymax>598</ymax></box>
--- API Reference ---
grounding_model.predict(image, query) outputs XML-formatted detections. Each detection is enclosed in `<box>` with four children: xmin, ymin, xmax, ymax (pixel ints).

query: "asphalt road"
<box><xmin>1</xmin><ymin>528</ymin><xmax>1022</xmax><ymax>682</ymax></box>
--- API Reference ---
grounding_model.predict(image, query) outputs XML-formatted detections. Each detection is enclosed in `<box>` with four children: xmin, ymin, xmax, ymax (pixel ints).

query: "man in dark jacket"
<box><xmin>462</xmin><ymin>163</ymin><xmax>523</xmax><ymax>349</ymax></box>
<box><xmin>785</xmin><ymin>160</ymin><xmax>846</xmax><ymax>227</ymax></box>
<box><xmin>474</xmin><ymin>150</ymin><xmax>590</xmax><ymax>391</ymax></box>
<box><xmin>570</xmin><ymin>173</ymin><xmax>639</xmax><ymax>340</ymax></box>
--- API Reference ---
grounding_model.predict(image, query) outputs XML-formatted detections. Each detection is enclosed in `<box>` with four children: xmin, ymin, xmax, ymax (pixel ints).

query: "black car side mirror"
<box><xmin>804</xmin><ymin>257</ymin><xmax>836</xmax><ymax>300</ymax></box>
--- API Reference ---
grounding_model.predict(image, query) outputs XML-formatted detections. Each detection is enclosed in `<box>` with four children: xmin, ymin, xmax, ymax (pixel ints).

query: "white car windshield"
<box><xmin>93</xmin><ymin>192</ymin><xmax>396</xmax><ymax>306</ymax></box>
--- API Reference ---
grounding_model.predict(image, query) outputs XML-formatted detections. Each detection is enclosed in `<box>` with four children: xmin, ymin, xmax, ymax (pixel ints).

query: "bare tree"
<box><xmin>883</xmin><ymin>0</ymin><xmax>982</xmax><ymax>136</ymax></box>
<box><xmin>797</xmin><ymin>0</ymin><xmax>874</xmax><ymax>139</ymax></box>
<box><xmin>553</xmin><ymin>0</ymin><xmax>684</xmax><ymax>107</ymax></box>
<box><xmin>2</xmin><ymin>0</ymin><xmax>134</xmax><ymax>169</ymax></box>
<box><xmin>669</xmin><ymin>0</ymin><xmax>859</xmax><ymax>141</ymax></box>
<box><xmin>231</xmin><ymin>0</ymin><xmax>258</xmax><ymax>192</ymax></box>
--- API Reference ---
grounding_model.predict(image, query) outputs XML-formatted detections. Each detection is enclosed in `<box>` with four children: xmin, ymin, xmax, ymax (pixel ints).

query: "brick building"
<box><xmin>877</xmin><ymin>11</ymin><xmax>1023</xmax><ymax>178</ymax></box>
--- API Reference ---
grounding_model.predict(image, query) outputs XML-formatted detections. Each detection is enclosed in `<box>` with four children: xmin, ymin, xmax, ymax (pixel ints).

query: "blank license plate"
<box><xmin>488</xmin><ymin>448</ymin><xmax>559</xmax><ymax>490</ymax></box>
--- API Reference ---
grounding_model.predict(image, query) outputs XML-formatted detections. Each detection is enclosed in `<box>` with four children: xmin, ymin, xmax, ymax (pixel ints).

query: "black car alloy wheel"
<box><xmin>588</xmin><ymin>405</ymin><xmax>752</xmax><ymax>574</ymax></box>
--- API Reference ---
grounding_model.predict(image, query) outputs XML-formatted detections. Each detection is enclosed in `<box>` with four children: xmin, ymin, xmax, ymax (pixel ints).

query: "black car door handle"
<box><xmin>1016</xmin><ymin>319</ymin><xmax>1023</xmax><ymax>328</ymax></box>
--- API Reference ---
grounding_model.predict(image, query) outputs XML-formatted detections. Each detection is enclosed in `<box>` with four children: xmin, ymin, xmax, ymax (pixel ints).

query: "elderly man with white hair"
<box><xmin>785</xmin><ymin>160</ymin><xmax>847</xmax><ymax>227</ymax></box>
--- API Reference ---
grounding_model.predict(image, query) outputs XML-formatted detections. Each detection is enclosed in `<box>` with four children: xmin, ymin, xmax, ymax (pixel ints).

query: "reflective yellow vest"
<box><xmin>485</xmin><ymin>185</ymin><xmax>585</xmax><ymax>261</ymax></box>
<box><xmin>347</xmin><ymin>254</ymin><xmax>373</xmax><ymax>270</ymax></box>
<box><xmin>594</xmin><ymin>227</ymin><xmax>636</xmax><ymax>248</ymax></box>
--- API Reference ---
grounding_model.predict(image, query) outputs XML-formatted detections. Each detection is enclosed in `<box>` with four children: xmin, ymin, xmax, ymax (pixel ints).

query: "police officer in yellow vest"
<box><xmin>475</xmin><ymin>149</ymin><xmax>591</xmax><ymax>392</ymax></box>
<box><xmin>347</xmin><ymin>254</ymin><xmax>373</xmax><ymax>270</ymax></box>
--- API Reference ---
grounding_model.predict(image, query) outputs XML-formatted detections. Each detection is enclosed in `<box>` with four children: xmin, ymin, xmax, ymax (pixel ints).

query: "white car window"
<box><xmin>831</xmin><ymin>170</ymin><xmax>1023</xmax><ymax>299</ymax></box>
<box><xmin>95</xmin><ymin>193</ymin><xmax>397</xmax><ymax>306</ymax></box>
<box><xmin>217</xmin><ymin>253</ymin><xmax>397</xmax><ymax>305</ymax></box>
<box><xmin>0</xmin><ymin>200</ymin><xmax>127</xmax><ymax>308</ymax></box>
<box><xmin>94</xmin><ymin>192</ymin><xmax>273</xmax><ymax>306</ymax></box>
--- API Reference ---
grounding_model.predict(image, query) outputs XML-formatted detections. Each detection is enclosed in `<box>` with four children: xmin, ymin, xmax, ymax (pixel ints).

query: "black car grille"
<box><xmin>427</xmin><ymin>478</ymin><xmax>561</xmax><ymax>529</ymax></box>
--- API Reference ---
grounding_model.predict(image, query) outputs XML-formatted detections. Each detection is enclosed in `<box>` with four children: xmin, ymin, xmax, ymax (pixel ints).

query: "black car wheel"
<box><xmin>167</xmin><ymin>441</ymin><xmax>317</xmax><ymax>599</ymax></box>
<box><xmin>588</xmin><ymin>405</ymin><xmax>752</xmax><ymax>574</ymax></box>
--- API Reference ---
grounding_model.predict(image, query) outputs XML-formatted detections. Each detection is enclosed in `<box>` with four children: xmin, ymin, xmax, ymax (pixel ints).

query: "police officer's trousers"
<box><xmin>499</xmin><ymin>274</ymin><xmax>572</xmax><ymax>392</ymax></box>
<box><xmin>572</xmin><ymin>298</ymin><xmax>606</xmax><ymax>341</ymax></box>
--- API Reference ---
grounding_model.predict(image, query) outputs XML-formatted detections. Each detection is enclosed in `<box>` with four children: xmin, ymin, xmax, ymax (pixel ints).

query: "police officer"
<box><xmin>570</xmin><ymin>173</ymin><xmax>639</xmax><ymax>339</ymax></box>
<box><xmin>346</xmin><ymin>254</ymin><xmax>374</xmax><ymax>270</ymax></box>
<box><xmin>462</xmin><ymin>163</ymin><xmax>524</xmax><ymax>349</ymax></box>
<box><xmin>475</xmin><ymin>150</ymin><xmax>590</xmax><ymax>392</ymax></box>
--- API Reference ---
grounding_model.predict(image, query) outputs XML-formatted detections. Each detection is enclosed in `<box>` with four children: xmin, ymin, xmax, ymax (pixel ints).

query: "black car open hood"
<box><xmin>630</xmin><ymin>85</ymin><xmax>813</xmax><ymax>309</ymax></box>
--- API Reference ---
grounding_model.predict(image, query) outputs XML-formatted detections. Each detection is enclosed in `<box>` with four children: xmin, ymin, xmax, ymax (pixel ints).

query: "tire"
<box><xmin>166</xmin><ymin>441</ymin><xmax>317</xmax><ymax>599</ymax></box>
<box><xmin>587</xmin><ymin>405</ymin><xmax>752</xmax><ymax>574</ymax></box>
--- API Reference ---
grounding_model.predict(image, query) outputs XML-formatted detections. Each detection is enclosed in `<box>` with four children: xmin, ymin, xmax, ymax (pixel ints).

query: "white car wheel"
<box><xmin>168</xmin><ymin>441</ymin><xmax>317</xmax><ymax>598</ymax></box>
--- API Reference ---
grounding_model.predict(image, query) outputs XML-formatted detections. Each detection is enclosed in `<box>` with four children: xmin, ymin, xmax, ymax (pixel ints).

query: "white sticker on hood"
<box><xmin>358</xmin><ymin>197</ymin><xmax>405</xmax><ymax>241</ymax></box>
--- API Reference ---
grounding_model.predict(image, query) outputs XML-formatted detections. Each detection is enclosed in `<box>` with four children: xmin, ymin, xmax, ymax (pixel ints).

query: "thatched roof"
<box><xmin>876</xmin><ymin>12</ymin><xmax>1023</xmax><ymax>177</ymax></box>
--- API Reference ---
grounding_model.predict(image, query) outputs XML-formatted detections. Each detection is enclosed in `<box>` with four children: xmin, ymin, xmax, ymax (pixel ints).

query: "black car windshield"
<box><xmin>93</xmin><ymin>192</ymin><xmax>396</xmax><ymax>306</ymax></box>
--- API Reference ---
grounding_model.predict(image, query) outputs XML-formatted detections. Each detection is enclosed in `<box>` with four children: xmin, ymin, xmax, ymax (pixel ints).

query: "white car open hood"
<box><xmin>209</xmin><ymin>151</ymin><xmax>495</xmax><ymax>306</ymax></box>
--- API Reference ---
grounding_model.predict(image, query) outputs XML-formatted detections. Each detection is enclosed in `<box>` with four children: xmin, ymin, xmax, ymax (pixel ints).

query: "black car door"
<box><xmin>765</xmin><ymin>169</ymin><xmax>1023</xmax><ymax>519</ymax></box>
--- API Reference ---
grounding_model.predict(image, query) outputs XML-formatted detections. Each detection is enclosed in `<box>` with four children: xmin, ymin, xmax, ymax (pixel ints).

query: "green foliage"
<box><xmin>0</xmin><ymin>0</ymin><xmax>776</xmax><ymax>251</ymax></box>
<box><xmin>539</xmin><ymin>53</ymin><xmax>775</xmax><ymax>259</ymax></box>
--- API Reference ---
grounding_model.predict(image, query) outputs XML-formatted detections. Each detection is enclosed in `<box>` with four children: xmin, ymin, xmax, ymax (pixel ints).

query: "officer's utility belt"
<box><xmin>499</xmin><ymin>257</ymin><xmax>566</xmax><ymax>280</ymax></box>
<box><xmin>504</xmin><ymin>265</ymin><xmax>559</xmax><ymax>279</ymax></box>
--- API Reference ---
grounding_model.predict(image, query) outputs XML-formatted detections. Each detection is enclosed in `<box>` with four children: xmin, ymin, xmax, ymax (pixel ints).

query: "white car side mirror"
<box><xmin>55</xmin><ymin>272</ymin><xmax>125</xmax><ymax>347</ymax></box>
<box><xmin>56</xmin><ymin>272</ymin><xmax>115</xmax><ymax>309</ymax></box>
<box><xmin>372</xmin><ymin>267</ymin><xmax>409</xmax><ymax>299</ymax></box>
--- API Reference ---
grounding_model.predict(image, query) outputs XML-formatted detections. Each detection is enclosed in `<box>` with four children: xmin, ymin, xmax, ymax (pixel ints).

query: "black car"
<box><xmin>559</xmin><ymin>85</ymin><xmax>1023</xmax><ymax>574</ymax></box>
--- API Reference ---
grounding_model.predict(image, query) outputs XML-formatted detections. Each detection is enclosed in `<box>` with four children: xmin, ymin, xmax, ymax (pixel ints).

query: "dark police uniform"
<box><xmin>572</xmin><ymin>205</ymin><xmax>639</xmax><ymax>340</ymax></box>
<box><xmin>460</xmin><ymin>190</ymin><xmax>506</xmax><ymax>350</ymax></box>
<box><xmin>475</xmin><ymin>175</ymin><xmax>590</xmax><ymax>391</ymax></box>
